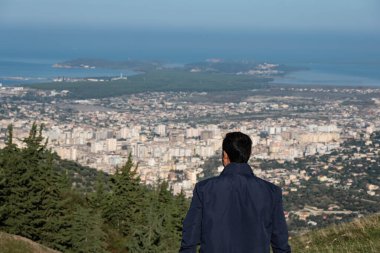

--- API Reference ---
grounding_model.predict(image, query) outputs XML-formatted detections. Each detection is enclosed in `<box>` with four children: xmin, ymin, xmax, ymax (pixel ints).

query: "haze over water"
<box><xmin>1</xmin><ymin>0</ymin><xmax>379</xmax><ymax>86</ymax></box>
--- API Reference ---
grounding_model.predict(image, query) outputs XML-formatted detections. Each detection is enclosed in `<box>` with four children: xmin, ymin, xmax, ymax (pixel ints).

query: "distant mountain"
<box><xmin>291</xmin><ymin>214</ymin><xmax>380</xmax><ymax>252</ymax></box>
<box><xmin>0</xmin><ymin>231</ymin><xmax>61</xmax><ymax>253</ymax></box>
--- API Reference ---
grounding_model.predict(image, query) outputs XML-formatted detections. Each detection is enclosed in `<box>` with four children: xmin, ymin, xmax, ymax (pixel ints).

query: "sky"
<box><xmin>1</xmin><ymin>0</ymin><xmax>379</xmax><ymax>32</ymax></box>
<box><xmin>0</xmin><ymin>0</ymin><xmax>379</xmax><ymax>64</ymax></box>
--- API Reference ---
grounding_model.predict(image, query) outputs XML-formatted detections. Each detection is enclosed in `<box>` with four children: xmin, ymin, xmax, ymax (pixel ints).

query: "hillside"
<box><xmin>1</xmin><ymin>215</ymin><xmax>378</xmax><ymax>253</ymax></box>
<box><xmin>0</xmin><ymin>231</ymin><xmax>60</xmax><ymax>253</ymax></box>
<box><xmin>0</xmin><ymin>124</ymin><xmax>189</xmax><ymax>252</ymax></box>
<box><xmin>290</xmin><ymin>214</ymin><xmax>380</xmax><ymax>253</ymax></box>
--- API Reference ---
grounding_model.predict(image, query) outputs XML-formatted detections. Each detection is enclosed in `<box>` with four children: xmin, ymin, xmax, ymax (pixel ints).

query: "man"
<box><xmin>179</xmin><ymin>132</ymin><xmax>291</xmax><ymax>253</ymax></box>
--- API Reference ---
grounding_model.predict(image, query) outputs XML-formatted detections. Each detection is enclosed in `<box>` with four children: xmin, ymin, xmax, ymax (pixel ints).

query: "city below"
<box><xmin>1</xmin><ymin>82</ymin><xmax>380</xmax><ymax>233</ymax></box>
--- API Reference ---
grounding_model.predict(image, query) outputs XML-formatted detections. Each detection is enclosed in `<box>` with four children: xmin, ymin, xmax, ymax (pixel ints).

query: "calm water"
<box><xmin>273</xmin><ymin>63</ymin><xmax>380</xmax><ymax>87</ymax></box>
<box><xmin>1</xmin><ymin>26</ymin><xmax>379</xmax><ymax>87</ymax></box>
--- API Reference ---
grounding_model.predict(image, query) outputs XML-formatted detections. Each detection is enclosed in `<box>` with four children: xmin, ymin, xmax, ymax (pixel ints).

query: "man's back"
<box><xmin>180</xmin><ymin>163</ymin><xmax>291</xmax><ymax>253</ymax></box>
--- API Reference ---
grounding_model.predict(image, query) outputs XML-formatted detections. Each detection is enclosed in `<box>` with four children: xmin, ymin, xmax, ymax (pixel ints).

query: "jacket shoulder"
<box><xmin>256</xmin><ymin>176</ymin><xmax>281</xmax><ymax>190</ymax></box>
<box><xmin>195</xmin><ymin>176</ymin><xmax>219</xmax><ymax>188</ymax></box>
<box><xmin>254</xmin><ymin>176</ymin><xmax>283</xmax><ymax>199</ymax></box>
<box><xmin>196</xmin><ymin>174</ymin><xmax>281</xmax><ymax>194</ymax></box>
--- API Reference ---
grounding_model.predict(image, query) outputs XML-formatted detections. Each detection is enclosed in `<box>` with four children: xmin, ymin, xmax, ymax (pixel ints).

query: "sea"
<box><xmin>1</xmin><ymin>26</ymin><xmax>379</xmax><ymax>87</ymax></box>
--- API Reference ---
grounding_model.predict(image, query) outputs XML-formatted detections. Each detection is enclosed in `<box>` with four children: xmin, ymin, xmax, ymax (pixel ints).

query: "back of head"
<box><xmin>222</xmin><ymin>132</ymin><xmax>252</xmax><ymax>163</ymax></box>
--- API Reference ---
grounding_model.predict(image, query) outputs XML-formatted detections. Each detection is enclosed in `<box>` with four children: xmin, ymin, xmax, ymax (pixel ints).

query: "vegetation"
<box><xmin>0</xmin><ymin>124</ymin><xmax>189</xmax><ymax>252</ymax></box>
<box><xmin>30</xmin><ymin>69</ymin><xmax>271</xmax><ymax>99</ymax></box>
<box><xmin>291</xmin><ymin>214</ymin><xmax>380</xmax><ymax>253</ymax></box>
<box><xmin>2</xmin><ymin>214</ymin><xmax>379</xmax><ymax>253</ymax></box>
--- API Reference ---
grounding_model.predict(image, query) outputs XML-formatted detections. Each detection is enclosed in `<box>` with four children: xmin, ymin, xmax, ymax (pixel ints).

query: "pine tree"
<box><xmin>124</xmin><ymin>189</ymin><xmax>157</xmax><ymax>253</ymax></box>
<box><xmin>127</xmin><ymin>181</ymin><xmax>189</xmax><ymax>253</ymax></box>
<box><xmin>103</xmin><ymin>153</ymin><xmax>145</xmax><ymax>240</ymax></box>
<box><xmin>0</xmin><ymin>124</ymin><xmax>71</xmax><ymax>250</ymax></box>
<box><xmin>0</xmin><ymin>124</ymin><xmax>46</xmax><ymax>240</ymax></box>
<box><xmin>0</xmin><ymin>125</ymin><xmax>20</xmax><ymax>228</ymax></box>
<box><xmin>155</xmin><ymin>181</ymin><xmax>187</xmax><ymax>252</ymax></box>
<box><xmin>89</xmin><ymin>171</ymin><xmax>108</xmax><ymax>210</ymax></box>
<box><xmin>171</xmin><ymin>189</ymin><xmax>190</xmax><ymax>248</ymax></box>
<box><xmin>65</xmin><ymin>206</ymin><xmax>108</xmax><ymax>253</ymax></box>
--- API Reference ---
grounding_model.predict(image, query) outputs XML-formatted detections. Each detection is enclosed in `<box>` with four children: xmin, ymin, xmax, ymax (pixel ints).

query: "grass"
<box><xmin>0</xmin><ymin>231</ymin><xmax>60</xmax><ymax>253</ymax></box>
<box><xmin>290</xmin><ymin>214</ymin><xmax>380</xmax><ymax>253</ymax></box>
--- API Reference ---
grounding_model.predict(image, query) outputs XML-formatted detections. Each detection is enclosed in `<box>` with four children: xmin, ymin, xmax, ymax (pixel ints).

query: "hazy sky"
<box><xmin>1</xmin><ymin>0</ymin><xmax>379</xmax><ymax>31</ymax></box>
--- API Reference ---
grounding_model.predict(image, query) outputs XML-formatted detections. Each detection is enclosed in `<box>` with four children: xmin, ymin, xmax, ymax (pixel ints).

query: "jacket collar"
<box><xmin>220</xmin><ymin>162</ymin><xmax>254</xmax><ymax>176</ymax></box>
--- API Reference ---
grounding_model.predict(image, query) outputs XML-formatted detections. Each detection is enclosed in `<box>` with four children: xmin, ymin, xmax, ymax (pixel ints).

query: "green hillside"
<box><xmin>0</xmin><ymin>231</ymin><xmax>60</xmax><ymax>253</ymax></box>
<box><xmin>30</xmin><ymin>69</ymin><xmax>270</xmax><ymax>99</ymax></box>
<box><xmin>290</xmin><ymin>214</ymin><xmax>380</xmax><ymax>253</ymax></box>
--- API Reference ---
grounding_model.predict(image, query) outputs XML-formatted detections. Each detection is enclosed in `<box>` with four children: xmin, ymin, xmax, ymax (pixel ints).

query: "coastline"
<box><xmin>1</xmin><ymin>58</ymin><xmax>380</xmax><ymax>88</ymax></box>
<box><xmin>0</xmin><ymin>59</ymin><xmax>137</xmax><ymax>86</ymax></box>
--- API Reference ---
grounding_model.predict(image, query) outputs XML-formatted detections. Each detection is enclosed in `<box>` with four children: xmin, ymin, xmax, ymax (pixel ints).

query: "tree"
<box><xmin>0</xmin><ymin>125</ymin><xmax>112</xmax><ymax>251</ymax></box>
<box><xmin>0</xmin><ymin>125</ymin><xmax>20</xmax><ymax>227</ymax></box>
<box><xmin>0</xmin><ymin>124</ymin><xmax>71</xmax><ymax>251</ymax></box>
<box><xmin>127</xmin><ymin>181</ymin><xmax>189</xmax><ymax>253</ymax></box>
<box><xmin>103</xmin><ymin>153</ymin><xmax>145</xmax><ymax>238</ymax></box>
<box><xmin>89</xmin><ymin>171</ymin><xmax>109</xmax><ymax>210</ymax></box>
<box><xmin>65</xmin><ymin>206</ymin><xmax>108</xmax><ymax>253</ymax></box>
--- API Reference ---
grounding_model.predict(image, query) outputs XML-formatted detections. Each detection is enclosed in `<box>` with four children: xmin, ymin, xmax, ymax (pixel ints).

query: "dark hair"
<box><xmin>222</xmin><ymin>132</ymin><xmax>252</xmax><ymax>163</ymax></box>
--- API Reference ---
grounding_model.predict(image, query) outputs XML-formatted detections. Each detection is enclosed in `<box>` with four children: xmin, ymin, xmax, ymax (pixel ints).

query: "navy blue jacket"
<box><xmin>179</xmin><ymin>163</ymin><xmax>291</xmax><ymax>253</ymax></box>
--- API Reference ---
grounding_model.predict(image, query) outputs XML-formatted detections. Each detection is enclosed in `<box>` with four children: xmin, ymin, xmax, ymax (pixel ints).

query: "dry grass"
<box><xmin>290</xmin><ymin>214</ymin><xmax>380</xmax><ymax>253</ymax></box>
<box><xmin>0</xmin><ymin>231</ymin><xmax>61</xmax><ymax>253</ymax></box>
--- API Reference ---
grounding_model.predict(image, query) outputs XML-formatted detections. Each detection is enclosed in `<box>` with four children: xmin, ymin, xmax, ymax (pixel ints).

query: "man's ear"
<box><xmin>223</xmin><ymin>151</ymin><xmax>230</xmax><ymax>166</ymax></box>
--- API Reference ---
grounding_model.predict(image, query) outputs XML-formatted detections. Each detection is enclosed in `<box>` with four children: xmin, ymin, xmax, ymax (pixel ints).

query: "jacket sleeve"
<box><xmin>179</xmin><ymin>183</ymin><xmax>202</xmax><ymax>253</ymax></box>
<box><xmin>271</xmin><ymin>188</ymin><xmax>291</xmax><ymax>253</ymax></box>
